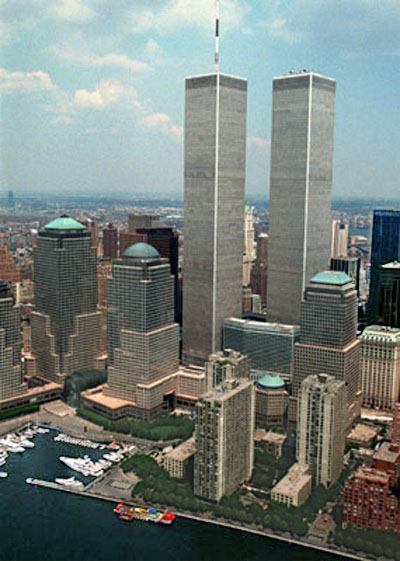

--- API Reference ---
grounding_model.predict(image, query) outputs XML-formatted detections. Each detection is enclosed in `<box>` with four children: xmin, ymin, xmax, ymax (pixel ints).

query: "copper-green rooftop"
<box><xmin>122</xmin><ymin>242</ymin><xmax>160</xmax><ymax>260</ymax></box>
<box><xmin>311</xmin><ymin>271</ymin><xmax>352</xmax><ymax>286</ymax></box>
<box><xmin>43</xmin><ymin>215</ymin><xmax>86</xmax><ymax>231</ymax></box>
<box><xmin>257</xmin><ymin>374</ymin><xmax>285</xmax><ymax>390</ymax></box>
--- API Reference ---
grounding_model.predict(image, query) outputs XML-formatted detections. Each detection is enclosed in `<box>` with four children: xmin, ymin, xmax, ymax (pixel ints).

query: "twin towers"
<box><xmin>183</xmin><ymin>69</ymin><xmax>336</xmax><ymax>365</ymax></box>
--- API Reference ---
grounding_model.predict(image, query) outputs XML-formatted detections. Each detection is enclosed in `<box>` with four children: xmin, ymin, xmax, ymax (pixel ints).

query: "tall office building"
<box><xmin>291</xmin><ymin>271</ymin><xmax>361</xmax><ymax>428</ymax></box>
<box><xmin>331</xmin><ymin>220</ymin><xmax>348</xmax><ymax>259</ymax></box>
<box><xmin>379</xmin><ymin>262</ymin><xmax>400</xmax><ymax>327</ymax></box>
<box><xmin>330</xmin><ymin>256</ymin><xmax>361</xmax><ymax>294</ymax></box>
<box><xmin>369</xmin><ymin>210</ymin><xmax>400</xmax><ymax>324</ymax></box>
<box><xmin>194</xmin><ymin>378</ymin><xmax>254</xmax><ymax>501</ymax></box>
<box><xmin>251</xmin><ymin>233</ymin><xmax>268</xmax><ymax>310</ymax></box>
<box><xmin>105</xmin><ymin>243</ymin><xmax>179</xmax><ymax>410</ymax></box>
<box><xmin>360</xmin><ymin>326</ymin><xmax>400</xmax><ymax>410</ymax></box>
<box><xmin>224</xmin><ymin>317</ymin><xmax>299</xmax><ymax>376</ymax></box>
<box><xmin>102</xmin><ymin>223</ymin><xmax>118</xmax><ymax>259</ymax></box>
<box><xmin>267</xmin><ymin>72</ymin><xmax>336</xmax><ymax>325</ymax></box>
<box><xmin>182</xmin><ymin>72</ymin><xmax>247</xmax><ymax>365</ymax></box>
<box><xmin>297</xmin><ymin>373</ymin><xmax>346</xmax><ymax>487</ymax></box>
<box><xmin>30</xmin><ymin>216</ymin><xmax>103</xmax><ymax>384</ymax></box>
<box><xmin>243</xmin><ymin>204</ymin><xmax>255</xmax><ymax>286</ymax></box>
<box><xmin>7</xmin><ymin>190</ymin><xmax>15</xmax><ymax>209</ymax></box>
<box><xmin>0</xmin><ymin>280</ymin><xmax>27</xmax><ymax>399</ymax></box>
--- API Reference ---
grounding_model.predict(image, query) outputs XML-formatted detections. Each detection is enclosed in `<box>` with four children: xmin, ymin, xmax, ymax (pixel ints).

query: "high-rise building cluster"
<box><xmin>1</xmin><ymin>22</ymin><xmax>399</xmax><ymax>530</ymax></box>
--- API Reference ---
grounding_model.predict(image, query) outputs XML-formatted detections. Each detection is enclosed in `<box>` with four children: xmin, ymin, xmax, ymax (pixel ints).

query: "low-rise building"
<box><xmin>254</xmin><ymin>428</ymin><xmax>286</xmax><ymax>457</ymax></box>
<box><xmin>271</xmin><ymin>463</ymin><xmax>312</xmax><ymax>507</ymax></box>
<box><xmin>163</xmin><ymin>437</ymin><xmax>196</xmax><ymax>485</ymax></box>
<box><xmin>373</xmin><ymin>442</ymin><xmax>400</xmax><ymax>488</ymax></box>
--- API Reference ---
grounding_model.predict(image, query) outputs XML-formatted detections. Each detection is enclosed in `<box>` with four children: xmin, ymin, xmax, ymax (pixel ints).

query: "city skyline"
<box><xmin>1</xmin><ymin>0</ymin><xmax>399</xmax><ymax>198</ymax></box>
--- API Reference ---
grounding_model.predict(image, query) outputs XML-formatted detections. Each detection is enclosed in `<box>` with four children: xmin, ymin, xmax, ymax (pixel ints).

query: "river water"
<box><xmin>1</xmin><ymin>432</ymin><xmax>348</xmax><ymax>561</ymax></box>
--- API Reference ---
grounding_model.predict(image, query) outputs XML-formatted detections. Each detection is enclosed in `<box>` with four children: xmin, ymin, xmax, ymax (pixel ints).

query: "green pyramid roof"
<box><xmin>123</xmin><ymin>243</ymin><xmax>160</xmax><ymax>260</ymax></box>
<box><xmin>311</xmin><ymin>271</ymin><xmax>352</xmax><ymax>286</ymax></box>
<box><xmin>43</xmin><ymin>216</ymin><xmax>86</xmax><ymax>231</ymax></box>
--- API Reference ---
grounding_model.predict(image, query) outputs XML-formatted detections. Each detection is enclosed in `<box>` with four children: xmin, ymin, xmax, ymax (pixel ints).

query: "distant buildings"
<box><xmin>330</xmin><ymin>256</ymin><xmax>361</xmax><ymax>295</ymax></box>
<box><xmin>331</xmin><ymin>220</ymin><xmax>348</xmax><ymax>259</ymax></box>
<box><xmin>7</xmin><ymin>190</ymin><xmax>15</xmax><ymax>209</ymax></box>
<box><xmin>30</xmin><ymin>216</ymin><xmax>103</xmax><ymax>384</ymax></box>
<box><xmin>360</xmin><ymin>326</ymin><xmax>400</xmax><ymax>410</ymax></box>
<box><xmin>369</xmin><ymin>210</ymin><xmax>400</xmax><ymax>324</ymax></box>
<box><xmin>0</xmin><ymin>280</ymin><xmax>26</xmax><ymax>400</ymax></box>
<box><xmin>267</xmin><ymin>73</ymin><xmax>336</xmax><ymax>325</ymax></box>
<box><xmin>194</xmin><ymin>378</ymin><xmax>254</xmax><ymax>501</ymax></box>
<box><xmin>204</xmin><ymin>349</ymin><xmax>250</xmax><ymax>391</ymax></box>
<box><xmin>297</xmin><ymin>373</ymin><xmax>346</xmax><ymax>487</ymax></box>
<box><xmin>379</xmin><ymin>262</ymin><xmax>400</xmax><ymax>327</ymax></box>
<box><xmin>182</xmin><ymin>72</ymin><xmax>247</xmax><ymax>365</ymax></box>
<box><xmin>243</xmin><ymin>205</ymin><xmax>255</xmax><ymax>286</ymax></box>
<box><xmin>128</xmin><ymin>214</ymin><xmax>160</xmax><ymax>232</ymax></box>
<box><xmin>102</xmin><ymin>223</ymin><xmax>118</xmax><ymax>259</ymax></box>
<box><xmin>0</xmin><ymin>246</ymin><xmax>20</xmax><ymax>283</ymax></box>
<box><xmin>223</xmin><ymin>317</ymin><xmax>299</xmax><ymax>376</ymax></box>
<box><xmin>291</xmin><ymin>271</ymin><xmax>361</xmax><ymax>429</ymax></box>
<box><xmin>250</xmin><ymin>233</ymin><xmax>268</xmax><ymax>311</ymax></box>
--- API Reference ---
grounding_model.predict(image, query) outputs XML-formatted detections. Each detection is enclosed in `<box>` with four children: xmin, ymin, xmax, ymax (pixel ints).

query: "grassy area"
<box><xmin>250</xmin><ymin>448</ymin><xmax>293</xmax><ymax>490</ymax></box>
<box><xmin>76</xmin><ymin>408</ymin><xmax>194</xmax><ymax>441</ymax></box>
<box><xmin>0</xmin><ymin>404</ymin><xmax>40</xmax><ymax>421</ymax></box>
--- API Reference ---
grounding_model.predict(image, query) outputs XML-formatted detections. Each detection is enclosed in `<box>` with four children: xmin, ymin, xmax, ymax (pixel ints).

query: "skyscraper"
<box><xmin>243</xmin><ymin>204</ymin><xmax>255</xmax><ymax>286</ymax></box>
<box><xmin>250</xmin><ymin>233</ymin><xmax>268</xmax><ymax>310</ymax></box>
<box><xmin>204</xmin><ymin>348</ymin><xmax>250</xmax><ymax>391</ymax></box>
<box><xmin>0</xmin><ymin>280</ymin><xmax>27</xmax><ymax>399</ymax></box>
<box><xmin>291</xmin><ymin>271</ymin><xmax>361</xmax><ymax>429</ymax></box>
<box><xmin>297</xmin><ymin>373</ymin><xmax>346</xmax><ymax>487</ymax></box>
<box><xmin>379</xmin><ymin>262</ymin><xmax>400</xmax><ymax>327</ymax></box>
<box><xmin>104</xmin><ymin>243</ymin><xmax>179</xmax><ymax>413</ymax></box>
<box><xmin>182</xmin><ymin>72</ymin><xmax>247</xmax><ymax>365</ymax></box>
<box><xmin>102</xmin><ymin>223</ymin><xmax>118</xmax><ymax>259</ymax></box>
<box><xmin>267</xmin><ymin>72</ymin><xmax>336</xmax><ymax>325</ymax></box>
<box><xmin>331</xmin><ymin>220</ymin><xmax>348</xmax><ymax>259</ymax></box>
<box><xmin>30</xmin><ymin>216</ymin><xmax>103</xmax><ymax>384</ymax></box>
<box><xmin>369</xmin><ymin>210</ymin><xmax>400</xmax><ymax>324</ymax></box>
<box><xmin>360</xmin><ymin>326</ymin><xmax>400</xmax><ymax>410</ymax></box>
<box><xmin>194</xmin><ymin>378</ymin><xmax>254</xmax><ymax>501</ymax></box>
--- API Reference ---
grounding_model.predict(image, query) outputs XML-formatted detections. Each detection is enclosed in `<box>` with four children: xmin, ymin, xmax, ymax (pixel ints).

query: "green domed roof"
<box><xmin>257</xmin><ymin>374</ymin><xmax>285</xmax><ymax>390</ymax></box>
<box><xmin>43</xmin><ymin>215</ymin><xmax>86</xmax><ymax>231</ymax></box>
<box><xmin>122</xmin><ymin>242</ymin><xmax>160</xmax><ymax>260</ymax></box>
<box><xmin>311</xmin><ymin>271</ymin><xmax>352</xmax><ymax>286</ymax></box>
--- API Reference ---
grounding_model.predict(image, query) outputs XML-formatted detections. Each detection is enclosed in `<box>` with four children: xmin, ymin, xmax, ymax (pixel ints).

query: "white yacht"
<box><xmin>103</xmin><ymin>451</ymin><xmax>123</xmax><ymax>463</ymax></box>
<box><xmin>59</xmin><ymin>456</ymin><xmax>104</xmax><ymax>477</ymax></box>
<box><xmin>0</xmin><ymin>438</ymin><xmax>24</xmax><ymax>453</ymax></box>
<box><xmin>16</xmin><ymin>436</ymin><xmax>35</xmax><ymax>448</ymax></box>
<box><xmin>0</xmin><ymin>471</ymin><xmax>8</xmax><ymax>478</ymax></box>
<box><xmin>55</xmin><ymin>476</ymin><xmax>84</xmax><ymax>489</ymax></box>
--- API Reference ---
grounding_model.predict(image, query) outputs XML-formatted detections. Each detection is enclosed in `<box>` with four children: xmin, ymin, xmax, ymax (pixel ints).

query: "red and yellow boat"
<box><xmin>113</xmin><ymin>503</ymin><xmax>176</xmax><ymax>525</ymax></box>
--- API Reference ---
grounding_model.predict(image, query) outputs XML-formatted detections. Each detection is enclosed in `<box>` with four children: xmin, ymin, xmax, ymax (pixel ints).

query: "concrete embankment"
<box><xmin>29</xmin><ymin>480</ymin><xmax>364</xmax><ymax>561</ymax></box>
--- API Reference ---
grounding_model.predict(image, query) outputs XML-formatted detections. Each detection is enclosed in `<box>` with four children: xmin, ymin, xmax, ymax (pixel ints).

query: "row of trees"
<box><xmin>335</xmin><ymin>526</ymin><xmax>400</xmax><ymax>560</ymax></box>
<box><xmin>250</xmin><ymin>449</ymin><xmax>293</xmax><ymax>490</ymax></box>
<box><xmin>76</xmin><ymin>409</ymin><xmax>194</xmax><ymax>441</ymax></box>
<box><xmin>0</xmin><ymin>403</ymin><xmax>39</xmax><ymax>421</ymax></box>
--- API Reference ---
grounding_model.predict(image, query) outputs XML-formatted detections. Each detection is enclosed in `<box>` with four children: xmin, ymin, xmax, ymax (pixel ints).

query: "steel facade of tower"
<box><xmin>369</xmin><ymin>210</ymin><xmax>400</xmax><ymax>324</ymax></box>
<box><xmin>31</xmin><ymin>217</ymin><xmax>103</xmax><ymax>383</ymax></box>
<box><xmin>183</xmin><ymin>73</ymin><xmax>247</xmax><ymax>365</ymax></box>
<box><xmin>105</xmin><ymin>243</ymin><xmax>179</xmax><ymax>405</ymax></box>
<box><xmin>291</xmin><ymin>271</ymin><xmax>361</xmax><ymax>429</ymax></box>
<box><xmin>267</xmin><ymin>73</ymin><xmax>336</xmax><ymax>325</ymax></box>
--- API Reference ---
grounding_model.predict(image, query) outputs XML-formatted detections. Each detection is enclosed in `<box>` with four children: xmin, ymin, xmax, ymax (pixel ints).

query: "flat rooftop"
<box><xmin>199</xmin><ymin>378</ymin><xmax>252</xmax><ymax>403</ymax></box>
<box><xmin>165</xmin><ymin>437</ymin><xmax>196</xmax><ymax>462</ymax></box>
<box><xmin>254</xmin><ymin>429</ymin><xmax>286</xmax><ymax>444</ymax></box>
<box><xmin>347</xmin><ymin>423</ymin><xmax>380</xmax><ymax>445</ymax></box>
<box><xmin>374</xmin><ymin>442</ymin><xmax>400</xmax><ymax>464</ymax></box>
<box><xmin>271</xmin><ymin>463</ymin><xmax>311</xmax><ymax>496</ymax></box>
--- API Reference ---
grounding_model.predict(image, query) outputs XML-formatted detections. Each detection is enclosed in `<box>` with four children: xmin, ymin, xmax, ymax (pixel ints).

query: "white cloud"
<box><xmin>141</xmin><ymin>112</ymin><xmax>183</xmax><ymax>141</ymax></box>
<box><xmin>74</xmin><ymin>79</ymin><xmax>127</xmax><ymax>108</ymax></box>
<box><xmin>49</xmin><ymin>0</ymin><xmax>95</xmax><ymax>22</ymax></box>
<box><xmin>248</xmin><ymin>136</ymin><xmax>269</xmax><ymax>149</ymax></box>
<box><xmin>130</xmin><ymin>0</ymin><xmax>249</xmax><ymax>34</ymax></box>
<box><xmin>51</xmin><ymin>46</ymin><xmax>149</xmax><ymax>71</ymax></box>
<box><xmin>0</xmin><ymin>68</ymin><xmax>57</xmax><ymax>92</ymax></box>
<box><xmin>51</xmin><ymin>114</ymin><xmax>75</xmax><ymax>125</ymax></box>
<box><xmin>265</xmin><ymin>0</ymin><xmax>400</xmax><ymax>55</ymax></box>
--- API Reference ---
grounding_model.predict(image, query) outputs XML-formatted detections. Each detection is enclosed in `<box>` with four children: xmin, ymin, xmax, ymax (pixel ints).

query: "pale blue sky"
<box><xmin>1</xmin><ymin>0</ymin><xmax>399</xmax><ymax>198</ymax></box>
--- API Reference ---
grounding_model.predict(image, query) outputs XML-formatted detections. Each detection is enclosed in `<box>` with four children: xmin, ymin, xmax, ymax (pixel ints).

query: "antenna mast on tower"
<box><xmin>215</xmin><ymin>0</ymin><xmax>220</xmax><ymax>73</ymax></box>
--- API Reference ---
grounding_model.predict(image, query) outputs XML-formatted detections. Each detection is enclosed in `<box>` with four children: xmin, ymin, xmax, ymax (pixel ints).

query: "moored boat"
<box><xmin>113</xmin><ymin>503</ymin><xmax>176</xmax><ymax>525</ymax></box>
